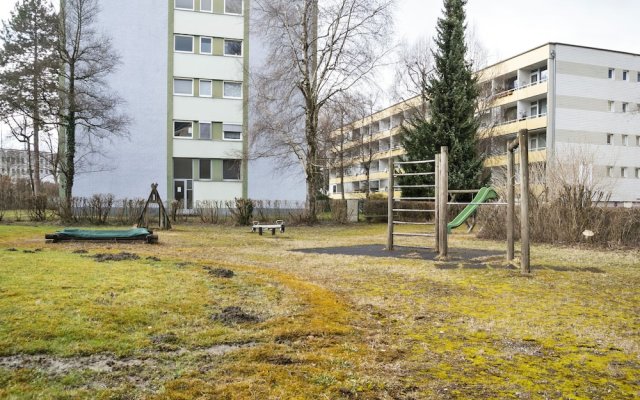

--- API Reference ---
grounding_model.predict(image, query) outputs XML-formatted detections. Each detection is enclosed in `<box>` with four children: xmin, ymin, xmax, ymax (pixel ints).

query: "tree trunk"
<box><xmin>32</xmin><ymin>15</ymin><xmax>41</xmax><ymax>196</ymax></box>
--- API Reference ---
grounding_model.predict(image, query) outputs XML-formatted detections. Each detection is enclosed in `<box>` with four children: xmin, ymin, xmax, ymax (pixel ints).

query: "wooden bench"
<box><xmin>251</xmin><ymin>220</ymin><xmax>285</xmax><ymax>236</ymax></box>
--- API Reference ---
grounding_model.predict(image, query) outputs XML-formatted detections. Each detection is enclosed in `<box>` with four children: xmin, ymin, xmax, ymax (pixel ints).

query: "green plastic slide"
<box><xmin>447</xmin><ymin>187</ymin><xmax>497</xmax><ymax>233</ymax></box>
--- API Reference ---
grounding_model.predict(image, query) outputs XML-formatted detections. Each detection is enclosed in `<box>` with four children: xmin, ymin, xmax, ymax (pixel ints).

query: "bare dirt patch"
<box><xmin>212</xmin><ymin>306</ymin><xmax>260</xmax><ymax>324</ymax></box>
<box><xmin>91</xmin><ymin>252</ymin><xmax>140</xmax><ymax>262</ymax></box>
<box><xmin>204</xmin><ymin>267</ymin><xmax>235</xmax><ymax>278</ymax></box>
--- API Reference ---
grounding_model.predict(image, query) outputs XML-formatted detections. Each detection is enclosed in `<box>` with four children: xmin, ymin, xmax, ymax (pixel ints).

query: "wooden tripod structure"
<box><xmin>137</xmin><ymin>183</ymin><xmax>171</xmax><ymax>230</ymax></box>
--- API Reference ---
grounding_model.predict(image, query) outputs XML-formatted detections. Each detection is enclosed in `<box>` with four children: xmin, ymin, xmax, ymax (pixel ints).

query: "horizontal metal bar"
<box><xmin>394</xmin><ymin>160</ymin><xmax>435</xmax><ymax>165</ymax></box>
<box><xmin>446</xmin><ymin>202</ymin><xmax>509</xmax><ymax>206</ymax></box>
<box><xmin>448</xmin><ymin>189</ymin><xmax>481</xmax><ymax>194</ymax></box>
<box><xmin>393</xmin><ymin>209</ymin><xmax>436</xmax><ymax>213</ymax></box>
<box><xmin>393</xmin><ymin>221</ymin><xmax>435</xmax><ymax>225</ymax></box>
<box><xmin>394</xmin><ymin>185</ymin><xmax>436</xmax><ymax>189</ymax></box>
<box><xmin>398</xmin><ymin>197</ymin><xmax>436</xmax><ymax>200</ymax></box>
<box><xmin>393</xmin><ymin>233</ymin><xmax>436</xmax><ymax>237</ymax></box>
<box><xmin>394</xmin><ymin>172</ymin><xmax>436</xmax><ymax>177</ymax></box>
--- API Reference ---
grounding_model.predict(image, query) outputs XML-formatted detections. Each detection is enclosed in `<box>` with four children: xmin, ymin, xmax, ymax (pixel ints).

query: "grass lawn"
<box><xmin>0</xmin><ymin>223</ymin><xmax>638</xmax><ymax>399</ymax></box>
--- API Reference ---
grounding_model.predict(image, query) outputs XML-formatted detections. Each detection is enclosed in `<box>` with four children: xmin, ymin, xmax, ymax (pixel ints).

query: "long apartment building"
<box><xmin>73</xmin><ymin>0</ymin><xmax>249</xmax><ymax>209</ymax></box>
<box><xmin>328</xmin><ymin>43</ymin><xmax>640</xmax><ymax>205</ymax></box>
<box><xmin>0</xmin><ymin>148</ymin><xmax>55</xmax><ymax>182</ymax></box>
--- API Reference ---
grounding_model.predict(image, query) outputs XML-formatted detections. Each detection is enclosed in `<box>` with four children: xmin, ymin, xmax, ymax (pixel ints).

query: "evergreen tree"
<box><xmin>399</xmin><ymin>0</ymin><xmax>485</xmax><ymax>197</ymax></box>
<box><xmin>0</xmin><ymin>0</ymin><xmax>59</xmax><ymax>195</ymax></box>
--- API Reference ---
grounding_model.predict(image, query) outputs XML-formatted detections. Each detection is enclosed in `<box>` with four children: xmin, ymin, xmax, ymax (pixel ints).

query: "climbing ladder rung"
<box><xmin>398</xmin><ymin>197</ymin><xmax>436</xmax><ymax>201</ymax></box>
<box><xmin>394</xmin><ymin>172</ymin><xmax>436</xmax><ymax>177</ymax></box>
<box><xmin>394</xmin><ymin>185</ymin><xmax>436</xmax><ymax>189</ymax></box>
<box><xmin>393</xmin><ymin>221</ymin><xmax>435</xmax><ymax>225</ymax></box>
<box><xmin>395</xmin><ymin>160</ymin><xmax>435</xmax><ymax>165</ymax></box>
<box><xmin>393</xmin><ymin>209</ymin><xmax>436</xmax><ymax>213</ymax></box>
<box><xmin>392</xmin><ymin>233</ymin><xmax>436</xmax><ymax>237</ymax></box>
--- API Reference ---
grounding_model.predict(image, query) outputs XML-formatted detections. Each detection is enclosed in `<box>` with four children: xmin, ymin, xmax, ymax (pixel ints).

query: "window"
<box><xmin>636</xmin><ymin>168</ymin><xmax>640</xmax><ymax>179</ymax></box>
<box><xmin>223</xmin><ymin>124</ymin><xmax>242</xmax><ymax>140</ymax></box>
<box><xmin>607</xmin><ymin>166</ymin><xmax>614</xmax><ymax>177</ymax></box>
<box><xmin>622</xmin><ymin>134</ymin><xmax>629</xmax><ymax>146</ymax></box>
<box><xmin>200</xmin><ymin>0</ymin><xmax>212</xmax><ymax>12</ymax></box>
<box><xmin>530</xmin><ymin>102</ymin><xmax>538</xmax><ymax>117</ymax></box>
<box><xmin>200</xmin><ymin>122</ymin><xmax>212</xmax><ymax>139</ymax></box>
<box><xmin>200</xmin><ymin>37</ymin><xmax>212</xmax><ymax>54</ymax></box>
<box><xmin>638</xmin><ymin>72</ymin><xmax>640</xmax><ymax>82</ymax></box>
<box><xmin>174</xmin><ymin>121</ymin><xmax>193</xmax><ymax>138</ymax></box>
<box><xmin>199</xmin><ymin>79</ymin><xmax>212</xmax><ymax>97</ymax></box>
<box><xmin>224</xmin><ymin>40</ymin><xmax>242</xmax><ymax>56</ymax></box>
<box><xmin>174</xmin><ymin>78</ymin><xmax>193</xmax><ymax>95</ymax></box>
<box><xmin>608</xmin><ymin>68</ymin><xmax>615</xmax><ymax>79</ymax></box>
<box><xmin>175</xmin><ymin>0</ymin><xmax>194</xmax><ymax>9</ymax></box>
<box><xmin>623</xmin><ymin>70</ymin><xmax>629</xmax><ymax>81</ymax></box>
<box><xmin>622</xmin><ymin>102</ymin><xmax>628</xmax><ymax>112</ymax></box>
<box><xmin>540</xmin><ymin>67</ymin><xmax>548</xmax><ymax>81</ymax></box>
<box><xmin>529</xmin><ymin>133</ymin><xmax>546</xmax><ymax>150</ymax></box>
<box><xmin>174</xmin><ymin>35</ymin><xmax>193</xmax><ymax>53</ymax></box>
<box><xmin>609</xmin><ymin>101</ymin><xmax>615</xmax><ymax>112</ymax></box>
<box><xmin>621</xmin><ymin>167</ymin><xmax>628</xmax><ymax>178</ymax></box>
<box><xmin>607</xmin><ymin>133</ymin><xmax>614</xmax><ymax>145</ymax></box>
<box><xmin>225</xmin><ymin>0</ymin><xmax>243</xmax><ymax>14</ymax></box>
<box><xmin>223</xmin><ymin>82</ymin><xmax>242</xmax><ymax>98</ymax></box>
<box><xmin>530</xmin><ymin>70</ymin><xmax>538</xmax><ymax>85</ymax></box>
<box><xmin>637</xmin><ymin>136</ymin><xmax>640</xmax><ymax>146</ymax></box>
<box><xmin>174</xmin><ymin>158</ymin><xmax>193</xmax><ymax>179</ymax></box>
<box><xmin>223</xmin><ymin>159</ymin><xmax>241</xmax><ymax>180</ymax></box>
<box><xmin>199</xmin><ymin>159</ymin><xmax>211</xmax><ymax>180</ymax></box>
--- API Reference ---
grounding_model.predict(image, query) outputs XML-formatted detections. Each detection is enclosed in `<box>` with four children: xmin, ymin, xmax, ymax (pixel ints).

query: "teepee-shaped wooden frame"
<box><xmin>138</xmin><ymin>183</ymin><xmax>171</xmax><ymax>230</ymax></box>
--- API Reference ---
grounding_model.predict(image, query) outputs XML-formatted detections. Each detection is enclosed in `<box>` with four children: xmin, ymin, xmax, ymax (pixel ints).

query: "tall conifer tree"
<box><xmin>399</xmin><ymin>0</ymin><xmax>484</xmax><ymax>196</ymax></box>
<box><xmin>0</xmin><ymin>0</ymin><xmax>58</xmax><ymax>195</ymax></box>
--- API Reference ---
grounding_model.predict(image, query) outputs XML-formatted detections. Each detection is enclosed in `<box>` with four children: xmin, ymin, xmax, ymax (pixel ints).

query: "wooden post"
<box><xmin>434</xmin><ymin>154</ymin><xmax>440</xmax><ymax>253</ymax></box>
<box><xmin>518</xmin><ymin>129</ymin><xmax>531</xmax><ymax>274</ymax></box>
<box><xmin>438</xmin><ymin>146</ymin><xmax>449</xmax><ymax>259</ymax></box>
<box><xmin>387</xmin><ymin>157</ymin><xmax>394</xmax><ymax>251</ymax></box>
<box><xmin>506</xmin><ymin>143</ymin><xmax>516</xmax><ymax>262</ymax></box>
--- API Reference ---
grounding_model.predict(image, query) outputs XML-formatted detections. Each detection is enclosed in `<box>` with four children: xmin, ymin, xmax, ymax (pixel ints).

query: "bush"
<box><xmin>195</xmin><ymin>200</ymin><xmax>225</xmax><ymax>224</ymax></box>
<box><xmin>115</xmin><ymin>198</ymin><xmax>146</xmax><ymax>225</ymax></box>
<box><xmin>330</xmin><ymin>200</ymin><xmax>349</xmax><ymax>224</ymax></box>
<box><xmin>227</xmin><ymin>198</ymin><xmax>254</xmax><ymax>226</ymax></box>
<box><xmin>27</xmin><ymin>195</ymin><xmax>49</xmax><ymax>222</ymax></box>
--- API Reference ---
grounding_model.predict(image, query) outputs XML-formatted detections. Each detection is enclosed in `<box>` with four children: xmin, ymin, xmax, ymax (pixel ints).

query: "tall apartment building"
<box><xmin>73</xmin><ymin>0</ymin><xmax>249</xmax><ymax>209</ymax></box>
<box><xmin>328</xmin><ymin>43</ymin><xmax>640</xmax><ymax>205</ymax></box>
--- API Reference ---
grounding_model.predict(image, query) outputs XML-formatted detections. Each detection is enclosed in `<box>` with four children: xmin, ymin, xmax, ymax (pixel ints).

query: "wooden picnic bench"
<box><xmin>251</xmin><ymin>220</ymin><xmax>285</xmax><ymax>236</ymax></box>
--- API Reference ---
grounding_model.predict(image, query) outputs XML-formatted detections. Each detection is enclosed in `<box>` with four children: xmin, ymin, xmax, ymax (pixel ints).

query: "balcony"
<box><xmin>484</xmin><ymin>149</ymin><xmax>547</xmax><ymax>168</ymax></box>
<box><xmin>485</xmin><ymin>114</ymin><xmax>548</xmax><ymax>137</ymax></box>
<box><xmin>490</xmin><ymin>79</ymin><xmax>548</xmax><ymax>108</ymax></box>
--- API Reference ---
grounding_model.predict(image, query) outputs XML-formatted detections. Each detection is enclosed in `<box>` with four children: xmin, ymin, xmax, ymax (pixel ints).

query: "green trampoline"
<box><xmin>45</xmin><ymin>228</ymin><xmax>158</xmax><ymax>244</ymax></box>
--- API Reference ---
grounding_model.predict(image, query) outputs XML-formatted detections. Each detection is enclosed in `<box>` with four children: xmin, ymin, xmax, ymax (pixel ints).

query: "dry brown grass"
<box><xmin>0</xmin><ymin>223</ymin><xmax>638</xmax><ymax>398</ymax></box>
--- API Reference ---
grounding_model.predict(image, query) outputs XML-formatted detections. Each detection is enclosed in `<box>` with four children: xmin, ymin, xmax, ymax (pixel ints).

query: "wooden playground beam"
<box><xmin>518</xmin><ymin>129</ymin><xmax>531</xmax><ymax>274</ymax></box>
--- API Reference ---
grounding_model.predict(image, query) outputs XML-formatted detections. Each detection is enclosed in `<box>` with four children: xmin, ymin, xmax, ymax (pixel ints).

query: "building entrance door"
<box><xmin>174</xmin><ymin>180</ymin><xmax>193</xmax><ymax>210</ymax></box>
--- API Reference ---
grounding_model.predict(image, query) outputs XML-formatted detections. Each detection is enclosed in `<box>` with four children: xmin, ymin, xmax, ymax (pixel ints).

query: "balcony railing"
<box><xmin>494</xmin><ymin>112</ymin><xmax>547</xmax><ymax>127</ymax></box>
<box><xmin>490</xmin><ymin>78</ymin><xmax>548</xmax><ymax>100</ymax></box>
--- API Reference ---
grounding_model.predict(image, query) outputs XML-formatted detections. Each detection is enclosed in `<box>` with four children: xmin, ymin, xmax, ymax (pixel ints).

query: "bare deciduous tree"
<box><xmin>251</xmin><ymin>0</ymin><xmax>394</xmax><ymax>221</ymax></box>
<box><xmin>57</xmin><ymin>0</ymin><xmax>129</xmax><ymax>219</ymax></box>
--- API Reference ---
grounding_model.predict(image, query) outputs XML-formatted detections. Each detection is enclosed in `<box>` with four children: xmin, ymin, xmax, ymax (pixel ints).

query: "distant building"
<box><xmin>328</xmin><ymin>43</ymin><xmax>640</xmax><ymax>206</ymax></box>
<box><xmin>72</xmin><ymin>0</ymin><xmax>249</xmax><ymax>209</ymax></box>
<box><xmin>0</xmin><ymin>148</ymin><xmax>55</xmax><ymax>182</ymax></box>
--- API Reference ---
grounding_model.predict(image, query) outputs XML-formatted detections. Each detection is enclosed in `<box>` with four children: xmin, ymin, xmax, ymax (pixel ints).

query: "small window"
<box><xmin>175</xmin><ymin>0</ymin><xmax>194</xmax><ymax>10</ymax></box>
<box><xmin>637</xmin><ymin>136</ymin><xmax>640</xmax><ymax>146</ymax></box>
<box><xmin>223</xmin><ymin>124</ymin><xmax>242</xmax><ymax>140</ymax></box>
<box><xmin>200</xmin><ymin>122</ymin><xmax>212</xmax><ymax>139</ymax></box>
<box><xmin>224</xmin><ymin>40</ymin><xmax>242</xmax><ymax>56</ymax></box>
<box><xmin>199</xmin><ymin>79</ymin><xmax>212</xmax><ymax>97</ymax></box>
<box><xmin>199</xmin><ymin>159</ymin><xmax>211</xmax><ymax>180</ymax></box>
<box><xmin>174</xmin><ymin>78</ymin><xmax>193</xmax><ymax>95</ymax></box>
<box><xmin>200</xmin><ymin>0</ymin><xmax>212</xmax><ymax>12</ymax></box>
<box><xmin>174</xmin><ymin>158</ymin><xmax>193</xmax><ymax>179</ymax></box>
<box><xmin>638</xmin><ymin>72</ymin><xmax>640</xmax><ymax>82</ymax></box>
<box><xmin>174</xmin><ymin>121</ymin><xmax>193</xmax><ymax>137</ymax></box>
<box><xmin>622</xmin><ymin>135</ymin><xmax>629</xmax><ymax>146</ymax></box>
<box><xmin>609</xmin><ymin>101</ymin><xmax>615</xmax><ymax>112</ymax></box>
<box><xmin>608</xmin><ymin>68</ymin><xmax>615</xmax><ymax>79</ymax></box>
<box><xmin>223</xmin><ymin>159</ymin><xmax>241</xmax><ymax>180</ymax></box>
<box><xmin>607</xmin><ymin>166</ymin><xmax>614</xmax><ymax>177</ymax></box>
<box><xmin>621</xmin><ymin>167</ymin><xmax>628</xmax><ymax>178</ymax></box>
<box><xmin>174</xmin><ymin>35</ymin><xmax>194</xmax><ymax>53</ymax></box>
<box><xmin>623</xmin><ymin>70</ymin><xmax>629</xmax><ymax>81</ymax></box>
<box><xmin>200</xmin><ymin>37</ymin><xmax>212</xmax><ymax>54</ymax></box>
<box><xmin>622</xmin><ymin>102</ymin><xmax>628</xmax><ymax>113</ymax></box>
<box><xmin>636</xmin><ymin>168</ymin><xmax>640</xmax><ymax>179</ymax></box>
<box><xmin>607</xmin><ymin>133</ymin><xmax>614</xmax><ymax>145</ymax></box>
<box><xmin>225</xmin><ymin>0</ymin><xmax>243</xmax><ymax>14</ymax></box>
<box><xmin>223</xmin><ymin>82</ymin><xmax>242</xmax><ymax>98</ymax></box>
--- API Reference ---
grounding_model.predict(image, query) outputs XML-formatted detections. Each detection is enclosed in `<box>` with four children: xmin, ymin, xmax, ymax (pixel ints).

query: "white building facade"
<box><xmin>73</xmin><ymin>0</ymin><xmax>249</xmax><ymax>208</ymax></box>
<box><xmin>329</xmin><ymin>43</ymin><xmax>640</xmax><ymax>205</ymax></box>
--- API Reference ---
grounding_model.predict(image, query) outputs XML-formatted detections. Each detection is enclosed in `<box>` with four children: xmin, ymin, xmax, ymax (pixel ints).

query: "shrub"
<box><xmin>27</xmin><ymin>195</ymin><xmax>49</xmax><ymax>222</ymax></box>
<box><xmin>195</xmin><ymin>200</ymin><xmax>225</xmax><ymax>224</ymax></box>
<box><xmin>330</xmin><ymin>200</ymin><xmax>349</xmax><ymax>224</ymax></box>
<box><xmin>87</xmin><ymin>194</ymin><xmax>114</xmax><ymax>225</ymax></box>
<box><xmin>227</xmin><ymin>198</ymin><xmax>254</xmax><ymax>226</ymax></box>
